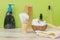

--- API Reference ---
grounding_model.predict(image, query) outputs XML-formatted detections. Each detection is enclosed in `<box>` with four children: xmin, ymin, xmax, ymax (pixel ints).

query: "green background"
<box><xmin>0</xmin><ymin>0</ymin><xmax>60</xmax><ymax>28</ymax></box>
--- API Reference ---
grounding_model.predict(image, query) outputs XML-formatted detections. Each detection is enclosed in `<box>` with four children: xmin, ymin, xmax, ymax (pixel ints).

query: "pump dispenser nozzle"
<box><xmin>48</xmin><ymin>5</ymin><xmax>51</xmax><ymax>10</ymax></box>
<box><xmin>8</xmin><ymin>4</ymin><xmax>14</xmax><ymax>13</ymax></box>
<box><xmin>40</xmin><ymin>13</ymin><xmax>43</xmax><ymax>20</ymax></box>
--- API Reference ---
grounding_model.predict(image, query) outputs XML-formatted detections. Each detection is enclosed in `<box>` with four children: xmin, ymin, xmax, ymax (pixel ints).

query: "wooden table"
<box><xmin>0</xmin><ymin>28</ymin><xmax>60</xmax><ymax>40</ymax></box>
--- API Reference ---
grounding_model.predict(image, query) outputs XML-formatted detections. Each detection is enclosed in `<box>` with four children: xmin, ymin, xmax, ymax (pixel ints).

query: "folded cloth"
<box><xmin>19</xmin><ymin>13</ymin><xmax>29</xmax><ymax>24</ymax></box>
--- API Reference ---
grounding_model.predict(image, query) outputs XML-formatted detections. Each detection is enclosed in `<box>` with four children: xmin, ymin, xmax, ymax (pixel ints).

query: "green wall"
<box><xmin>0</xmin><ymin>0</ymin><xmax>60</xmax><ymax>28</ymax></box>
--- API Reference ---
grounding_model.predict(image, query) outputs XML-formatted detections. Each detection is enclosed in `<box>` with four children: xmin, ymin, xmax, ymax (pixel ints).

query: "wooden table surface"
<box><xmin>0</xmin><ymin>28</ymin><xmax>60</xmax><ymax>40</ymax></box>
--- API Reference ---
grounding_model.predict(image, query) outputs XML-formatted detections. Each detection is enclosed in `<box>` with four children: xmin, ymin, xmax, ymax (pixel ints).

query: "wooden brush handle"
<box><xmin>48</xmin><ymin>5</ymin><xmax>52</xmax><ymax>24</ymax></box>
<box><xmin>47</xmin><ymin>23</ymin><xmax>60</xmax><ymax>30</ymax></box>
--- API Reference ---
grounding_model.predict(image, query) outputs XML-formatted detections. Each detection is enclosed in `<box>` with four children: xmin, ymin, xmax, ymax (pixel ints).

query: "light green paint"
<box><xmin>0</xmin><ymin>0</ymin><xmax>60</xmax><ymax>28</ymax></box>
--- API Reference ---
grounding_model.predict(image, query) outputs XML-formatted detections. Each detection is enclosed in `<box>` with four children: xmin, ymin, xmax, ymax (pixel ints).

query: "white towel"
<box><xmin>32</xmin><ymin>19</ymin><xmax>39</xmax><ymax>26</ymax></box>
<box><xmin>32</xmin><ymin>19</ymin><xmax>46</xmax><ymax>26</ymax></box>
<box><xmin>19</xmin><ymin>13</ymin><xmax>29</xmax><ymax>24</ymax></box>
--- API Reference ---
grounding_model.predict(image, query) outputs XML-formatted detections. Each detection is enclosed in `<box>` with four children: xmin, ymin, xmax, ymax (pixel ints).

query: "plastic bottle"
<box><xmin>4</xmin><ymin>4</ymin><xmax>15</xmax><ymax>29</ymax></box>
